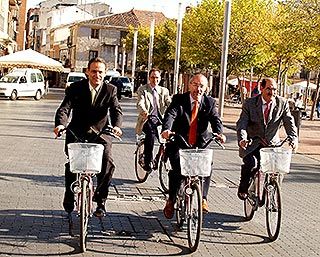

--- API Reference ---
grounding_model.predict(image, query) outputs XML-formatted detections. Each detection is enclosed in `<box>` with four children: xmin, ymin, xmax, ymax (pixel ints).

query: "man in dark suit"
<box><xmin>236</xmin><ymin>77</ymin><xmax>298</xmax><ymax>200</ymax></box>
<box><xmin>54</xmin><ymin>57</ymin><xmax>123</xmax><ymax>217</ymax></box>
<box><xmin>161</xmin><ymin>73</ymin><xmax>226</xmax><ymax>219</ymax></box>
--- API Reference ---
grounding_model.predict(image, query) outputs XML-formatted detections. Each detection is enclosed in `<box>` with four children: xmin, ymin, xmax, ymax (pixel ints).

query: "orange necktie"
<box><xmin>188</xmin><ymin>101</ymin><xmax>199</xmax><ymax>145</ymax></box>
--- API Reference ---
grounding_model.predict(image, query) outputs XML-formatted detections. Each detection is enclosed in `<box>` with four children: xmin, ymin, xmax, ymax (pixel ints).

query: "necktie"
<box><xmin>151</xmin><ymin>89</ymin><xmax>159</xmax><ymax>116</ymax></box>
<box><xmin>264</xmin><ymin>101</ymin><xmax>271</xmax><ymax>123</ymax></box>
<box><xmin>91</xmin><ymin>88</ymin><xmax>97</xmax><ymax>104</ymax></box>
<box><xmin>188</xmin><ymin>101</ymin><xmax>199</xmax><ymax>145</ymax></box>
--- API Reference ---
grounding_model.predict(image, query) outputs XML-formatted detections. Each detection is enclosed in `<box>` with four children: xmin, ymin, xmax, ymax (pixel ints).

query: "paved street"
<box><xmin>0</xmin><ymin>89</ymin><xmax>319</xmax><ymax>257</ymax></box>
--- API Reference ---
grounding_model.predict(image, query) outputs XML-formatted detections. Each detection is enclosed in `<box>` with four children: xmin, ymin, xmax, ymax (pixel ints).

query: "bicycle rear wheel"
<box><xmin>244</xmin><ymin>178</ymin><xmax>257</xmax><ymax>221</ymax></box>
<box><xmin>80</xmin><ymin>179</ymin><xmax>90</xmax><ymax>252</ymax></box>
<box><xmin>134</xmin><ymin>139</ymin><xmax>149</xmax><ymax>182</ymax></box>
<box><xmin>265</xmin><ymin>180</ymin><xmax>281</xmax><ymax>241</ymax></box>
<box><xmin>187</xmin><ymin>182</ymin><xmax>202</xmax><ymax>252</ymax></box>
<box><xmin>159</xmin><ymin>154</ymin><xmax>170</xmax><ymax>193</ymax></box>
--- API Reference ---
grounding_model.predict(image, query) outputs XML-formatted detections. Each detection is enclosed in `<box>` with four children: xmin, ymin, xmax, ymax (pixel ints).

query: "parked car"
<box><xmin>65</xmin><ymin>72</ymin><xmax>87</xmax><ymax>87</ymax></box>
<box><xmin>0</xmin><ymin>68</ymin><xmax>45</xmax><ymax>100</ymax></box>
<box><xmin>109</xmin><ymin>76</ymin><xmax>133</xmax><ymax>99</ymax></box>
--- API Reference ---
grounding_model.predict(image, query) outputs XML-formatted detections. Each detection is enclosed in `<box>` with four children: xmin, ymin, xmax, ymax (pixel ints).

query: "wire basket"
<box><xmin>179</xmin><ymin>149</ymin><xmax>213</xmax><ymax>177</ymax></box>
<box><xmin>260</xmin><ymin>147</ymin><xmax>292</xmax><ymax>174</ymax></box>
<box><xmin>68</xmin><ymin>143</ymin><xmax>104</xmax><ymax>173</ymax></box>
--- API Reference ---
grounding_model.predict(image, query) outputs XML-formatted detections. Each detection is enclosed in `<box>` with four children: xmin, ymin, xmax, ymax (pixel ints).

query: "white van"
<box><xmin>65</xmin><ymin>72</ymin><xmax>87</xmax><ymax>87</ymax></box>
<box><xmin>0</xmin><ymin>68</ymin><xmax>45</xmax><ymax>100</ymax></box>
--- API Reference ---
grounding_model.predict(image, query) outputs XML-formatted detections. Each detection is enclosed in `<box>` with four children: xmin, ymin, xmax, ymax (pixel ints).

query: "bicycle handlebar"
<box><xmin>169</xmin><ymin>133</ymin><xmax>225</xmax><ymax>150</ymax></box>
<box><xmin>248</xmin><ymin>136</ymin><xmax>291</xmax><ymax>148</ymax></box>
<box><xmin>56</xmin><ymin>125</ymin><xmax>122</xmax><ymax>142</ymax></box>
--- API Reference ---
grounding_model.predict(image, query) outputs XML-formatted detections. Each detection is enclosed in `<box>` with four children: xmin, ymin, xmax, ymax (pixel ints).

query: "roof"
<box><xmin>77</xmin><ymin>9</ymin><xmax>168</xmax><ymax>29</ymax></box>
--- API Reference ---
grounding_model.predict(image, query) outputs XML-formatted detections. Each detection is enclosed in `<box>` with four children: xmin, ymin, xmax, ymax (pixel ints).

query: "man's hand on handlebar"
<box><xmin>161</xmin><ymin>129</ymin><xmax>174</xmax><ymax>140</ymax></box>
<box><xmin>215</xmin><ymin>134</ymin><xmax>226</xmax><ymax>144</ymax></box>
<box><xmin>113</xmin><ymin>126</ymin><xmax>122</xmax><ymax>137</ymax></box>
<box><xmin>239</xmin><ymin>139</ymin><xmax>250</xmax><ymax>150</ymax></box>
<box><xmin>54</xmin><ymin>125</ymin><xmax>66</xmax><ymax>138</ymax></box>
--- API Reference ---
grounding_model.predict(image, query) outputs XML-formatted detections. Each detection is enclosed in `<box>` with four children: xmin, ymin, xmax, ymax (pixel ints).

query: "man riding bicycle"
<box><xmin>161</xmin><ymin>73</ymin><xmax>226</xmax><ymax>219</ymax></box>
<box><xmin>135</xmin><ymin>68</ymin><xmax>171</xmax><ymax>172</ymax></box>
<box><xmin>54</xmin><ymin>57</ymin><xmax>123</xmax><ymax>217</ymax></box>
<box><xmin>236</xmin><ymin>77</ymin><xmax>298</xmax><ymax>200</ymax></box>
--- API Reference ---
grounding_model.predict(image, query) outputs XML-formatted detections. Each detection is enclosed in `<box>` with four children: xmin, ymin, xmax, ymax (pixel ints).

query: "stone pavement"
<box><xmin>0</xmin><ymin>90</ymin><xmax>319</xmax><ymax>257</ymax></box>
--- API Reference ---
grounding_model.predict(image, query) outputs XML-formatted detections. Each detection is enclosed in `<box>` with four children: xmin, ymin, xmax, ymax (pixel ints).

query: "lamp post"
<box><xmin>218</xmin><ymin>0</ymin><xmax>232</xmax><ymax>118</ymax></box>
<box><xmin>147</xmin><ymin>17</ymin><xmax>155</xmax><ymax>75</ymax></box>
<box><xmin>173</xmin><ymin>2</ymin><xmax>183</xmax><ymax>95</ymax></box>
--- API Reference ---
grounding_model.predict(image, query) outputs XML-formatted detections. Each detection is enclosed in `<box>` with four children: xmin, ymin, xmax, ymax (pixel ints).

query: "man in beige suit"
<box><xmin>135</xmin><ymin>68</ymin><xmax>171</xmax><ymax>171</ymax></box>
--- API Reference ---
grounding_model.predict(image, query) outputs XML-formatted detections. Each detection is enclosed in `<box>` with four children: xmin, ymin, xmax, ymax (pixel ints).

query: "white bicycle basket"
<box><xmin>179</xmin><ymin>149</ymin><xmax>213</xmax><ymax>177</ymax></box>
<box><xmin>68</xmin><ymin>143</ymin><xmax>104</xmax><ymax>173</ymax></box>
<box><xmin>260</xmin><ymin>147</ymin><xmax>292</xmax><ymax>174</ymax></box>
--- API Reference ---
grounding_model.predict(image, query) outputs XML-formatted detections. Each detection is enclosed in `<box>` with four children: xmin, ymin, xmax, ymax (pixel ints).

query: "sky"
<box><xmin>27</xmin><ymin>0</ymin><xmax>202</xmax><ymax>18</ymax></box>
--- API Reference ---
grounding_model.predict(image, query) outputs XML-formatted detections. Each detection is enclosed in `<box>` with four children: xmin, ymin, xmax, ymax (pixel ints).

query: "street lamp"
<box><xmin>218</xmin><ymin>0</ymin><xmax>232</xmax><ymax>118</ymax></box>
<box><xmin>173</xmin><ymin>2</ymin><xmax>183</xmax><ymax>95</ymax></box>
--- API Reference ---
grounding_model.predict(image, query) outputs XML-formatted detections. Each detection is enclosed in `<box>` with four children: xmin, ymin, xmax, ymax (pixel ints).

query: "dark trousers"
<box><xmin>167</xmin><ymin>142</ymin><xmax>212</xmax><ymax>202</ymax></box>
<box><xmin>142</xmin><ymin>118</ymin><xmax>160</xmax><ymax>166</ymax></box>
<box><xmin>239</xmin><ymin>148</ymin><xmax>260</xmax><ymax>192</ymax></box>
<box><xmin>63</xmin><ymin>142</ymin><xmax>115</xmax><ymax>210</ymax></box>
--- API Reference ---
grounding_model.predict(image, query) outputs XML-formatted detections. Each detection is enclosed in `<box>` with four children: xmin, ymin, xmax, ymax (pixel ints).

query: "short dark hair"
<box><xmin>148</xmin><ymin>67</ymin><xmax>161</xmax><ymax>77</ymax></box>
<box><xmin>87</xmin><ymin>57</ymin><xmax>107</xmax><ymax>70</ymax></box>
<box><xmin>261</xmin><ymin>78</ymin><xmax>267</xmax><ymax>88</ymax></box>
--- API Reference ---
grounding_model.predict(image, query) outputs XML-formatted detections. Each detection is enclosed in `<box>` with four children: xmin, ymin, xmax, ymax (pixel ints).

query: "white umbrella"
<box><xmin>0</xmin><ymin>49</ymin><xmax>63</xmax><ymax>72</ymax></box>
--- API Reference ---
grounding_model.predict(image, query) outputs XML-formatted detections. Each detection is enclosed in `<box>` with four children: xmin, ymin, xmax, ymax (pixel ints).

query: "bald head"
<box><xmin>189</xmin><ymin>74</ymin><xmax>208</xmax><ymax>101</ymax></box>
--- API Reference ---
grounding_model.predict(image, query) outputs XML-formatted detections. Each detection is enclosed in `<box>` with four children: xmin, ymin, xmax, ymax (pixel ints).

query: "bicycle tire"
<box><xmin>244</xmin><ymin>178</ymin><xmax>257</xmax><ymax>221</ymax></box>
<box><xmin>80</xmin><ymin>179</ymin><xmax>90</xmax><ymax>252</ymax></box>
<box><xmin>266</xmin><ymin>180</ymin><xmax>281</xmax><ymax>241</ymax></box>
<box><xmin>187</xmin><ymin>182</ymin><xmax>202</xmax><ymax>252</ymax></box>
<box><xmin>134</xmin><ymin>139</ymin><xmax>149</xmax><ymax>183</ymax></box>
<box><xmin>159</xmin><ymin>154</ymin><xmax>170</xmax><ymax>193</ymax></box>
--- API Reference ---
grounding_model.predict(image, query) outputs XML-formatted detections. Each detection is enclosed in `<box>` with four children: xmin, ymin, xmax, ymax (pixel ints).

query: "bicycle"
<box><xmin>57</xmin><ymin>125</ymin><xmax>121</xmax><ymax>252</ymax></box>
<box><xmin>243</xmin><ymin>136</ymin><xmax>293</xmax><ymax>241</ymax></box>
<box><xmin>174</xmin><ymin>133</ymin><xmax>225</xmax><ymax>252</ymax></box>
<box><xmin>134</xmin><ymin>115</ymin><xmax>170</xmax><ymax>193</ymax></box>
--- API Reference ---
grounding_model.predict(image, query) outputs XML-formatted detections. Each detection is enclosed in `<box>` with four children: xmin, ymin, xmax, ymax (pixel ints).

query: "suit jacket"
<box><xmin>236</xmin><ymin>94</ymin><xmax>297</xmax><ymax>158</ymax></box>
<box><xmin>135</xmin><ymin>84</ymin><xmax>171</xmax><ymax>134</ymax></box>
<box><xmin>55</xmin><ymin>79</ymin><xmax>123</xmax><ymax>147</ymax></box>
<box><xmin>162</xmin><ymin>92</ymin><xmax>223</xmax><ymax>148</ymax></box>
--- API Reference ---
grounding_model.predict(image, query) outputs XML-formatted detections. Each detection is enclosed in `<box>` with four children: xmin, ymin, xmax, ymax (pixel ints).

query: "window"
<box><xmin>91</xmin><ymin>29</ymin><xmax>99</xmax><ymax>39</ymax></box>
<box><xmin>30</xmin><ymin>73</ymin><xmax>37</xmax><ymax>83</ymax></box>
<box><xmin>36</xmin><ymin>73</ymin><xmax>44</xmax><ymax>82</ymax></box>
<box><xmin>89</xmin><ymin>50</ymin><xmax>98</xmax><ymax>60</ymax></box>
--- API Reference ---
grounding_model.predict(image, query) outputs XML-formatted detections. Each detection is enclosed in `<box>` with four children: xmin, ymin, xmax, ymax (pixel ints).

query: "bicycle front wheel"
<box><xmin>134</xmin><ymin>139</ymin><xmax>149</xmax><ymax>183</ymax></box>
<box><xmin>265</xmin><ymin>180</ymin><xmax>282</xmax><ymax>241</ymax></box>
<box><xmin>187</xmin><ymin>182</ymin><xmax>202</xmax><ymax>252</ymax></box>
<box><xmin>159</xmin><ymin>154</ymin><xmax>170</xmax><ymax>193</ymax></box>
<box><xmin>80</xmin><ymin>179</ymin><xmax>90</xmax><ymax>252</ymax></box>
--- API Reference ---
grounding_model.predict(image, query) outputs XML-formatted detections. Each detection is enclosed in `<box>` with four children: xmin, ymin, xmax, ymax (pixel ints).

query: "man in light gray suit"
<box><xmin>236</xmin><ymin>78</ymin><xmax>298</xmax><ymax>200</ymax></box>
<box><xmin>135</xmin><ymin>68</ymin><xmax>171</xmax><ymax>171</ymax></box>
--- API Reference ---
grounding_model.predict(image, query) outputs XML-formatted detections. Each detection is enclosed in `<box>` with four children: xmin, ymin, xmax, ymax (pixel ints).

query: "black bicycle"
<box><xmin>244</xmin><ymin>136</ymin><xmax>293</xmax><ymax>241</ymax></box>
<box><xmin>134</xmin><ymin>115</ymin><xmax>170</xmax><ymax>193</ymax></box>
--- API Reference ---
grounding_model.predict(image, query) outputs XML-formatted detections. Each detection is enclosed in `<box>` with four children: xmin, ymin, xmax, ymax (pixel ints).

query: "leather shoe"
<box><xmin>163</xmin><ymin>199</ymin><xmax>174</xmax><ymax>219</ymax></box>
<box><xmin>202</xmin><ymin>199</ymin><xmax>209</xmax><ymax>213</ymax></box>
<box><xmin>93</xmin><ymin>204</ymin><xmax>106</xmax><ymax>217</ymax></box>
<box><xmin>237</xmin><ymin>191</ymin><xmax>248</xmax><ymax>201</ymax></box>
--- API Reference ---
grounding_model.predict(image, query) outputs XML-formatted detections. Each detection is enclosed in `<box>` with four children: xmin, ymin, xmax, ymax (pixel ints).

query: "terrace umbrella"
<box><xmin>0</xmin><ymin>49</ymin><xmax>63</xmax><ymax>72</ymax></box>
